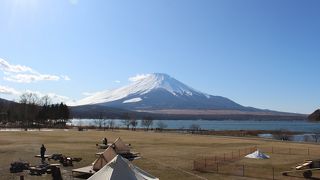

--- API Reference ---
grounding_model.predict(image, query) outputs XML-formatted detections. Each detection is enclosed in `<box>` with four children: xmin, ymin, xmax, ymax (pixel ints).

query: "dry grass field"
<box><xmin>0</xmin><ymin>129</ymin><xmax>319</xmax><ymax>180</ymax></box>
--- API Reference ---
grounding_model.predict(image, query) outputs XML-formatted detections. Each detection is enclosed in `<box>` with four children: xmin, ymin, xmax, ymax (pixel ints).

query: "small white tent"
<box><xmin>88</xmin><ymin>155</ymin><xmax>159</xmax><ymax>180</ymax></box>
<box><xmin>245</xmin><ymin>150</ymin><xmax>270</xmax><ymax>159</ymax></box>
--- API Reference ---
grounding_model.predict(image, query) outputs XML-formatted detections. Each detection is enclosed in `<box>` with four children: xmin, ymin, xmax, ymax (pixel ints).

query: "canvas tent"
<box><xmin>113</xmin><ymin>137</ymin><xmax>130</xmax><ymax>154</ymax></box>
<box><xmin>245</xmin><ymin>150</ymin><xmax>270</xmax><ymax>159</ymax></box>
<box><xmin>93</xmin><ymin>147</ymin><xmax>118</xmax><ymax>171</ymax></box>
<box><xmin>88</xmin><ymin>155</ymin><xmax>159</xmax><ymax>180</ymax></box>
<box><xmin>72</xmin><ymin>147</ymin><xmax>117</xmax><ymax>175</ymax></box>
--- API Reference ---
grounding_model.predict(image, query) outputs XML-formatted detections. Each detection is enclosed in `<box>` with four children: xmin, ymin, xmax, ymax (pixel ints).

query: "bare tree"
<box><xmin>189</xmin><ymin>123</ymin><xmax>200</xmax><ymax>134</ymax></box>
<box><xmin>141</xmin><ymin>116</ymin><xmax>153</xmax><ymax>131</ymax></box>
<box><xmin>108</xmin><ymin>119</ymin><xmax>115</xmax><ymax>131</ymax></box>
<box><xmin>130</xmin><ymin>119</ymin><xmax>138</xmax><ymax>131</ymax></box>
<box><xmin>121</xmin><ymin>113</ymin><xmax>131</xmax><ymax>130</ymax></box>
<box><xmin>19</xmin><ymin>92</ymin><xmax>40</xmax><ymax>130</ymax></box>
<box><xmin>95</xmin><ymin>113</ymin><xmax>104</xmax><ymax>129</ymax></box>
<box><xmin>40</xmin><ymin>95</ymin><xmax>52</xmax><ymax>106</ymax></box>
<box><xmin>94</xmin><ymin>119</ymin><xmax>103</xmax><ymax>129</ymax></box>
<box><xmin>103</xmin><ymin>118</ymin><xmax>108</xmax><ymax>131</ymax></box>
<box><xmin>312</xmin><ymin>130</ymin><xmax>320</xmax><ymax>143</ymax></box>
<box><xmin>157</xmin><ymin>121</ymin><xmax>167</xmax><ymax>132</ymax></box>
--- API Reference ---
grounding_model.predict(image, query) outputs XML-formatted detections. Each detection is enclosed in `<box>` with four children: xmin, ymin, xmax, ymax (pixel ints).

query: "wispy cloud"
<box><xmin>0</xmin><ymin>58</ymin><xmax>34</xmax><ymax>73</ymax></box>
<box><xmin>4</xmin><ymin>73</ymin><xmax>60</xmax><ymax>83</ymax></box>
<box><xmin>0</xmin><ymin>58</ymin><xmax>70</xmax><ymax>83</ymax></box>
<box><xmin>0</xmin><ymin>85</ymin><xmax>20</xmax><ymax>95</ymax></box>
<box><xmin>61</xmin><ymin>75</ymin><xmax>71</xmax><ymax>81</ymax></box>
<box><xmin>128</xmin><ymin>74</ymin><xmax>150</xmax><ymax>82</ymax></box>
<box><xmin>114</xmin><ymin>80</ymin><xmax>121</xmax><ymax>83</ymax></box>
<box><xmin>26</xmin><ymin>90</ymin><xmax>70</xmax><ymax>103</ymax></box>
<box><xmin>0</xmin><ymin>85</ymin><xmax>70</xmax><ymax>103</ymax></box>
<box><xmin>82</xmin><ymin>90</ymin><xmax>107</xmax><ymax>96</ymax></box>
<box><xmin>82</xmin><ymin>92</ymin><xmax>95</xmax><ymax>96</ymax></box>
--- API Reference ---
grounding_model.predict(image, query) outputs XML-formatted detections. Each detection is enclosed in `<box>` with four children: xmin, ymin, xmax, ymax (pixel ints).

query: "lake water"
<box><xmin>69</xmin><ymin>119</ymin><xmax>320</xmax><ymax>133</ymax></box>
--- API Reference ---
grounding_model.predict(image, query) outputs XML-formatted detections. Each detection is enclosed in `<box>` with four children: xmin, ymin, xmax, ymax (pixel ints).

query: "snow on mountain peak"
<box><xmin>128</xmin><ymin>73</ymin><xmax>200</xmax><ymax>96</ymax></box>
<box><xmin>74</xmin><ymin>73</ymin><xmax>210</xmax><ymax>106</ymax></box>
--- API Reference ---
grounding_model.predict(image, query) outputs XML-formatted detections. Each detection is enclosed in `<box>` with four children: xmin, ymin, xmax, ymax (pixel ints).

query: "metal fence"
<box><xmin>193</xmin><ymin>146</ymin><xmax>319</xmax><ymax>179</ymax></box>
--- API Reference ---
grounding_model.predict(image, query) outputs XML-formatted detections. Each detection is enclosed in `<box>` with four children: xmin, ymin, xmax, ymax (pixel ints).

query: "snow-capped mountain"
<box><xmin>74</xmin><ymin>73</ymin><xmax>249</xmax><ymax>110</ymax></box>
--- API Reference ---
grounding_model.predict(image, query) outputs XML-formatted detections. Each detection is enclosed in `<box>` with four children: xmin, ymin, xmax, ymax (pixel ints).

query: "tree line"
<box><xmin>0</xmin><ymin>93</ymin><xmax>69</xmax><ymax>129</ymax></box>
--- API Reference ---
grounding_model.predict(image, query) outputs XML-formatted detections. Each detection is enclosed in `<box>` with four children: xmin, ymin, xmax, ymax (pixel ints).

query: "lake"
<box><xmin>69</xmin><ymin>119</ymin><xmax>320</xmax><ymax>133</ymax></box>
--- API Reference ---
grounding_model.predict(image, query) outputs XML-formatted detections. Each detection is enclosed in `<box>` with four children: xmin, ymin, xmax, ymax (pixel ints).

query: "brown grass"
<box><xmin>0</xmin><ymin>129</ymin><xmax>319</xmax><ymax>180</ymax></box>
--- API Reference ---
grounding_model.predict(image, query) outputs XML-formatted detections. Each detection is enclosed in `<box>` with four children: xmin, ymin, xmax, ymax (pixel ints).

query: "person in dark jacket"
<box><xmin>102</xmin><ymin>137</ymin><xmax>108</xmax><ymax>145</ymax></box>
<box><xmin>40</xmin><ymin>144</ymin><xmax>46</xmax><ymax>162</ymax></box>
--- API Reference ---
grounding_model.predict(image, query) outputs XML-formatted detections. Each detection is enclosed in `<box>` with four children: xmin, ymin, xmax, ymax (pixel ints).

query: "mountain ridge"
<box><xmin>70</xmin><ymin>73</ymin><xmax>306</xmax><ymax>120</ymax></box>
<box><xmin>74</xmin><ymin>73</ymin><xmax>252</xmax><ymax>111</ymax></box>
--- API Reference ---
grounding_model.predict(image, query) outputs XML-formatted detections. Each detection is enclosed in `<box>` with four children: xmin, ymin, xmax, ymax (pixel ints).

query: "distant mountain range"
<box><xmin>71</xmin><ymin>73</ymin><xmax>306</xmax><ymax>120</ymax></box>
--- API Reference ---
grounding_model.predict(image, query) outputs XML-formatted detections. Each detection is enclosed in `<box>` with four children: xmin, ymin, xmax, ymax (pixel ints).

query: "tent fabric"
<box><xmin>113</xmin><ymin>137</ymin><xmax>130</xmax><ymax>154</ymax></box>
<box><xmin>88</xmin><ymin>155</ymin><xmax>159</xmax><ymax>180</ymax></box>
<box><xmin>92</xmin><ymin>147</ymin><xmax>117</xmax><ymax>171</ymax></box>
<box><xmin>245</xmin><ymin>150</ymin><xmax>270</xmax><ymax>159</ymax></box>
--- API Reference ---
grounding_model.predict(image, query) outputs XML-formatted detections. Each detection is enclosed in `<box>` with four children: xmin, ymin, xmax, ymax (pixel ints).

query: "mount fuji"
<box><xmin>75</xmin><ymin>73</ymin><xmax>247</xmax><ymax>110</ymax></box>
<box><xmin>71</xmin><ymin>73</ymin><xmax>305</xmax><ymax>119</ymax></box>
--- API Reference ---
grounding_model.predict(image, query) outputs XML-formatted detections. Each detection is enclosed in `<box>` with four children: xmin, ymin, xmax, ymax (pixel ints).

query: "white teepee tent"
<box><xmin>245</xmin><ymin>150</ymin><xmax>270</xmax><ymax>159</ymax></box>
<box><xmin>88</xmin><ymin>155</ymin><xmax>159</xmax><ymax>180</ymax></box>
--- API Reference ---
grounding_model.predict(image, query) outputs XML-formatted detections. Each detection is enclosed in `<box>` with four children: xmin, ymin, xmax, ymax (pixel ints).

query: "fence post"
<box><xmin>272</xmin><ymin>167</ymin><xmax>275</xmax><ymax>180</ymax></box>
<box><xmin>193</xmin><ymin>160</ymin><xmax>195</xmax><ymax>170</ymax></box>
<box><xmin>204</xmin><ymin>158</ymin><xmax>207</xmax><ymax>168</ymax></box>
<box><xmin>242</xmin><ymin>164</ymin><xmax>245</xmax><ymax>177</ymax></box>
<box><xmin>216</xmin><ymin>162</ymin><xmax>219</xmax><ymax>173</ymax></box>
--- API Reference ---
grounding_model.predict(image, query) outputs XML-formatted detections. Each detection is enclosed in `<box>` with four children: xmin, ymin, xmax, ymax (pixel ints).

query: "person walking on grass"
<box><xmin>40</xmin><ymin>144</ymin><xmax>46</xmax><ymax>162</ymax></box>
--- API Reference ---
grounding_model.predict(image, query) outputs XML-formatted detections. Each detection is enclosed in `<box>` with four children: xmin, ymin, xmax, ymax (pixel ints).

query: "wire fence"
<box><xmin>193</xmin><ymin>146</ymin><xmax>257</xmax><ymax>171</ymax></box>
<box><xmin>193</xmin><ymin>146</ymin><xmax>319</xmax><ymax>179</ymax></box>
<box><xmin>258</xmin><ymin>146</ymin><xmax>315</xmax><ymax>156</ymax></box>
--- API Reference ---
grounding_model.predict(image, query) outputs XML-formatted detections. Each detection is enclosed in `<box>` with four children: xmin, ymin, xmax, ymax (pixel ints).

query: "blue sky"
<box><xmin>0</xmin><ymin>0</ymin><xmax>319</xmax><ymax>113</ymax></box>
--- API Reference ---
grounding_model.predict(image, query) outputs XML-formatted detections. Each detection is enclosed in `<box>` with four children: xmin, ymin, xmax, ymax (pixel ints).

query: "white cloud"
<box><xmin>128</xmin><ymin>74</ymin><xmax>150</xmax><ymax>82</ymax></box>
<box><xmin>24</xmin><ymin>90</ymin><xmax>70</xmax><ymax>103</ymax></box>
<box><xmin>0</xmin><ymin>58</ymin><xmax>70</xmax><ymax>83</ymax></box>
<box><xmin>82</xmin><ymin>92</ymin><xmax>95</xmax><ymax>96</ymax></box>
<box><xmin>114</xmin><ymin>80</ymin><xmax>121</xmax><ymax>83</ymax></box>
<box><xmin>0</xmin><ymin>85</ymin><xmax>20</xmax><ymax>95</ymax></box>
<box><xmin>61</xmin><ymin>75</ymin><xmax>71</xmax><ymax>81</ymax></box>
<box><xmin>0</xmin><ymin>58</ymin><xmax>34</xmax><ymax>73</ymax></box>
<box><xmin>82</xmin><ymin>90</ymin><xmax>106</xmax><ymax>96</ymax></box>
<box><xmin>47</xmin><ymin>93</ymin><xmax>70</xmax><ymax>103</ymax></box>
<box><xmin>0</xmin><ymin>85</ymin><xmax>70</xmax><ymax>103</ymax></box>
<box><xmin>4</xmin><ymin>73</ymin><xmax>60</xmax><ymax>83</ymax></box>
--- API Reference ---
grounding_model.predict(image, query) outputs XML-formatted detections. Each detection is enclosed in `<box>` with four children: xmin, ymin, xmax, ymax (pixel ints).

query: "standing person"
<box><xmin>102</xmin><ymin>137</ymin><xmax>108</xmax><ymax>145</ymax></box>
<box><xmin>40</xmin><ymin>144</ymin><xmax>46</xmax><ymax>162</ymax></box>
